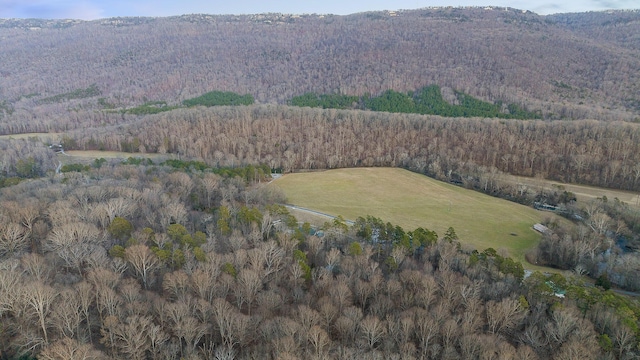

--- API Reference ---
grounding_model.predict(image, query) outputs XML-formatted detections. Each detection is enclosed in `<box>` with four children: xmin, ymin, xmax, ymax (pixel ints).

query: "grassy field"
<box><xmin>2</xmin><ymin>133</ymin><xmax>639</xmax><ymax>207</ymax></box>
<box><xmin>0</xmin><ymin>132</ymin><xmax>63</xmax><ymax>141</ymax></box>
<box><xmin>272</xmin><ymin>167</ymin><xmax>566</xmax><ymax>266</ymax></box>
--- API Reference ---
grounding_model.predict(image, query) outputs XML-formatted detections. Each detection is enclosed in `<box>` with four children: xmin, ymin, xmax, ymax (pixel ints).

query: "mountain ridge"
<box><xmin>0</xmin><ymin>7</ymin><xmax>639</xmax><ymax>126</ymax></box>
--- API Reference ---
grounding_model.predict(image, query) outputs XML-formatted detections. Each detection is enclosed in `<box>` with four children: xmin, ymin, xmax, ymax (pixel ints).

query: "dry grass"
<box><xmin>0</xmin><ymin>132</ymin><xmax>64</xmax><ymax>141</ymax></box>
<box><xmin>64</xmin><ymin>150</ymin><xmax>171</xmax><ymax>159</ymax></box>
<box><xmin>505</xmin><ymin>174</ymin><xmax>640</xmax><ymax>208</ymax></box>
<box><xmin>58</xmin><ymin>151</ymin><xmax>176</xmax><ymax>166</ymax></box>
<box><xmin>272</xmin><ymin>167</ymin><xmax>567</xmax><ymax>265</ymax></box>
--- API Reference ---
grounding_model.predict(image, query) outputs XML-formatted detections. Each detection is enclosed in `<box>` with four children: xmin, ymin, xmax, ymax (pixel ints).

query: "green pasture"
<box><xmin>272</xmin><ymin>167</ymin><xmax>559</xmax><ymax>265</ymax></box>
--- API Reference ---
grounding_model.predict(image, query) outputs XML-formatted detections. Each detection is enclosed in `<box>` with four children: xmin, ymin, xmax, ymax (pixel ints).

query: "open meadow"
<box><xmin>273</xmin><ymin>167</ymin><xmax>567</xmax><ymax>266</ymax></box>
<box><xmin>0</xmin><ymin>132</ymin><xmax>63</xmax><ymax>142</ymax></box>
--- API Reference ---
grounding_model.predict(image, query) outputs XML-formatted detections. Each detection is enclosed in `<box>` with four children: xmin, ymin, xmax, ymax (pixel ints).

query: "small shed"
<box><xmin>533</xmin><ymin>223</ymin><xmax>551</xmax><ymax>234</ymax></box>
<box><xmin>49</xmin><ymin>144</ymin><xmax>64</xmax><ymax>153</ymax></box>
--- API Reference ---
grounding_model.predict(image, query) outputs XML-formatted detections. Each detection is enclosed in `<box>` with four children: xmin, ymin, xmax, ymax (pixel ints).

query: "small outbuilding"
<box><xmin>49</xmin><ymin>144</ymin><xmax>64</xmax><ymax>153</ymax></box>
<box><xmin>533</xmin><ymin>223</ymin><xmax>551</xmax><ymax>235</ymax></box>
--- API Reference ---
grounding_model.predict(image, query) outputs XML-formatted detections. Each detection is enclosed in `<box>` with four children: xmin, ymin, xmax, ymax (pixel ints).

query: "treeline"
<box><xmin>182</xmin><ymin>91</ymin><xmax>255</xmax><ymax>107</ymax></box>
<box><xmin>290</xmin><ymin>93</ymin><xmax>359</xmax><ymax>110</ymax></box>
<box><xmin>122</xmin><ymin>101</ymin><xmax>179</xmax><ymax>115</ymax></box>
<box><xmin>122</xmin><ymin>91</ymin><xmax>255</xmax><ymax>115</ymax></box>
<box><xmin>0</xmin><ymin>161</ymin><xmax>638</xmax><ymax>359</ymax></box>
<box><xmin>69</xmin><ymin>105</ymin><xmax>640</xmax><ymax>191</ymax></box>
<box><xmin>161</xmin><ymin>159</ymin><xmax>270</xmax><ymax>183</ymax></box>
<box><xmin>64</xmin><ymin>157</ymin><xmax>272</xmax><ymax>186</ymax></box>
<box><xmin>110</xmin><ymin>85</ymin><xmax>540</xmax><ymax>120</ymax></box>
<box><xmin>291</xmin><ymin>86</ymin><xmax>541</xmax><ymax>119</ymax></box>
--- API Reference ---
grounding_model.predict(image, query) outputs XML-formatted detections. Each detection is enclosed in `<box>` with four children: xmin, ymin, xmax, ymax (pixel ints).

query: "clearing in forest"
<box><xmin>59</xmin><ymin>150</ymin><xmax>175</xmax><ymax>164</ymax></box>
<box><xmin>273</xmin><ymin>167</ymin><xmax>559</xmax><ymax>265</ymax></box>
<box><xmin>0</xmin><ymin>132</ymin><xmax>64</xmax><ymax>141</ymax></box>
<box><xmin>505</xmin><ymin>175</ymin><xmax>640</xmax><ymax>209</ymax></box>
<box><xmin>63</xmin><ymin>150</ymin><xmax>171</xmax><ymax>159</ymax></box>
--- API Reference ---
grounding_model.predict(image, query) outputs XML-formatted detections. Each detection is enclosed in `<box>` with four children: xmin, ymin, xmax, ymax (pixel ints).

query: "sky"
<box><xmin>0</xmin><ymin>0</ymin><xmax>638</xmax><ymax>20</ymax></box>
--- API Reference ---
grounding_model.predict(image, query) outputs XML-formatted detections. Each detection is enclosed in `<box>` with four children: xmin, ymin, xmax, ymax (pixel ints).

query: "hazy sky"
<box><xmin>0</xmin><ymin>0</ymin><xmax>638</xmax><ymax>20</ymax></box>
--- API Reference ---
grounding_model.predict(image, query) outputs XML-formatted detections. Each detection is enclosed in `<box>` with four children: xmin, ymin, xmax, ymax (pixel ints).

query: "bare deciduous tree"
<box><xmin>486</xmin><ymin>297</ymin><xmax>525</xmax><ymax>335</ymax></box>
<box><xmin>613</xmin><ymin>325</ymin><xmax>636</xmax><ymax>359</ymax></box>
<box><xmin>21</xmin><ymin>281</ymin><xmax>58</xmax><ymax>344</ymax></box>
<box><xmin>104</xmin><ymin>197</ymin><xmax>136</xmax><ymax>224</ymax></box>
<box><xmin>147</xmin><ymin>321</ymin><xmax>169</xmax><ymax>360</ymax></box>
<box><xmin>359</xmin><ymin>315</ymin><xmax>386</xmax><ymax>350</ymax></box>
<box><xmin>45</xmin><ymin>222</ymin><xmax>102</xmax><ymax>253</ymax></box>
<box><xmin>459</xmin><ymin>333</ymin><xmax>483</xmax><ymax>359</ymax></box>
<box><xmin>441</xmin><ymin>318</ymin><xmax>459</xmax><ymax>349</ymax></box>
<box><xmin>544</xmin><ymin>308</ymin><xmax>579</xmax><ymax>347</ymax></box>
<box><xmin>49</xmin><ymin>289</ymin><xmax>82</xmax><ymax>340</ymax></box>
<box><xmin>0</xmin><ymin>265</ymin><xmax>20</xmax><ymax>318</ymax></box>
<box><xmin>96</xmin><ymin>286</ymin><xmax>121</xmax><ymax>321</ymax></box>
<box><xmin>211</xmin><ymin>298</ymin><xmax>246</xmax><ymax>349</ymax></box>
<box><xmin>75</xmin><ymin>281</ymin><xmax>95</xmax><ymax>343</ymax></box>
<box><xmin>125</xmin><ymin>244</ymin><xmax>161</xmax><ymax>289</ymax></box>
<box><xmin>261</xmin><ymin>240</ymin><xmax>285</xmax><ymax>280</ymax></box>
<box><xmin>162</xmin><ymin>270</ymin><xmax>190</xmax><ymax>301</ymax></box>
<box><xmin>101</xmin><ymin>315</ymin><xmax>154</xmax><ymax>360</ymax></box>
<box><xmin>325</xmin><ymin>247</ymin><xmax>341</xmax><ymax>271</ymax></box>
<box><xmin>256</xmin><ymin>290</ymin><xmax>283</xmax><ymax>318</ymax></box>
<box><xmin>235</xmin><ymin>268</ymin><xmax>262</xmax><ymax>313</ymax></box>
<box><xmin>190</xmin><ymin>267</ymin><xmax>219</xmax><ymax>302</ymax></box>
<box><xmin>87</xmin><ymin>267</ymin><xmax>120</xmax><ymax>292</ymax></box>
<box><xmin>0</xmin><ymin>222</ymin><xmax>28</xmax><ymax>257</ymax></box>
<box><xmin>39</xmin><ymin>337</ymin><xmax>106</xmax><ymax>360</ymax></box>
<box><xmin>307</xmin><ymin>325</ymin><xmax>330</xmax><ymax>358</ymax></box>
<box><xmin>515</xmin><ymin>344</ymin><xmax>539</xmax><ymax>360</ymax></box>
<box><xmin>173</xmin><ymin>315</ymin><xmax>209</xmax><ymax>357</ymax></box>
<box><xmin>329</xmin><ymin>276</ymin><xmax>353</xmax><ymax>312</ymax></box>
<box><xmin>414</xmin><ymin>308</ymin><xmax>439</xmax><ymax>358</ymax></box>
<box><xmin>158</xmin><ymin>199</ymin><xmax>187</xmax><ymax>231</ymax></box>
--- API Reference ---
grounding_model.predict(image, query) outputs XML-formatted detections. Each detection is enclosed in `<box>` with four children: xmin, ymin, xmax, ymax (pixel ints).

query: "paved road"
<box><xmin>271</xmin><ymin>173</ymin><xmax>355</xmax><ymax>225</ymax></box>
<box><xmin>284</xmin><ymin>204</ymin><xmax>355</xmax><ymax>226</ymax></box>
<box><xmin>54</xmin><ymin>150</ymin><xmax>70</xmax><ymax>174</ymax></box>
<box><xmin>611</xmin><ymin>288</ymin><xmax>640</xmax><ymax>298</ymax></box>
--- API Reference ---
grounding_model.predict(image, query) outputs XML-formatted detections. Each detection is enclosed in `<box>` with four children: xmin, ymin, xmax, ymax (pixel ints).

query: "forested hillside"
<box><xmin>0</xmin><ymin>7</ymin><xmax>639</xmax><ymax>132</ymax></box>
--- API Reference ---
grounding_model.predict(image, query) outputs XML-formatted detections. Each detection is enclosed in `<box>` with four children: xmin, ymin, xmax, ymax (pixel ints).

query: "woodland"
<box><xmin>0</xmin><ymin>158</ymin><xmax>639</xmax><ymax>360</ymax></box>
<box><xmin>0</xmin><ymin>6</ymin><xmax>640</xmax><ymax>360</ymax></box>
